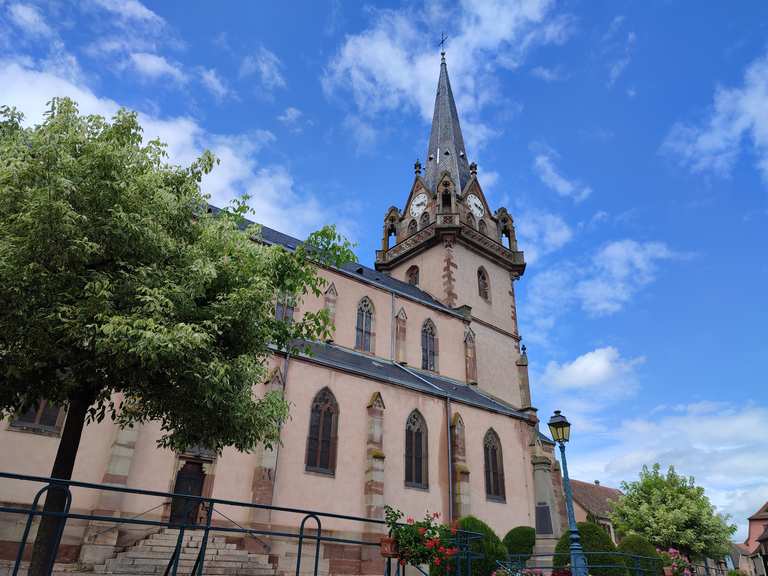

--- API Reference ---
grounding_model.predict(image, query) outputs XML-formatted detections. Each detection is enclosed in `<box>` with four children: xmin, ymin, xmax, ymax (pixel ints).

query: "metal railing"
<box><xmin>0</xmin><ymin>471</ymin><xmax>481</xmax><ymax>576</ymax></box>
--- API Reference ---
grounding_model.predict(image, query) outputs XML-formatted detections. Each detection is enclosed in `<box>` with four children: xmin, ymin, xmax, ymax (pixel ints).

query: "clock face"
<box><xmin>467</xmin><ymin>194</ymin><xmax>484</xmax><ymax>218</ymax></box>
<box><xmin>410</xmin><ymin>193</ymin><xmax>428</xmax><ymax>217</ymax></box>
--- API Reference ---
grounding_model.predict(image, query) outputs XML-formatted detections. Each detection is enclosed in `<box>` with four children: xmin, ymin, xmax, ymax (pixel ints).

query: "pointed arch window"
<box><xmin>484</xmin><ymin>429</ymin><xmax>505</xmax><ymax>501</ymax></box>
<box><xmin>405</xmin><ymin>410</ymin><xmax>428</xmax><ymax>488</ymax></box>
<box><xmin>421</xmin><ymin>319</ymin><xmax>438</xmax><ymax>372</ymax></box>
<box><xmin>464</xmin><ymin>329</ymin><xmax>477</xmax><ymax>384</ymax></box>
<box><xmin>275</xmin><ymin>295</ymin><xmax>295</xmax><ymax>323</ymax></box>
<box><xmin>355</xmin><ymin>297</ymin><xmax>375</xmax><ymax>353</ymax></box>
<box><xmin>407</xmin><ymin>219</ymin><xmax>418</xmax><ymax>236</ymax></box>
<box><xmin>406</xmin><ymin>265</ymin><xmax>419</xmax><ymax>286</ymax></box>
<box><xmin>305</xmin><ymin>388</ymin><xmax>338</xmax><ymax>474</ymax></box>
<box><xmin>420</xmin><ymin>212</ymin><xmax>430</xmax><ymax>229</ymax></box>
<box><xmin>477</xmin><ymin>267</ymin><xmax>490</xmax><ymax>301</ymax></box>
<box><xmin>478</xmin><ymin>219</ymin><xmax>488</xmax><ymax>235</ymax></box>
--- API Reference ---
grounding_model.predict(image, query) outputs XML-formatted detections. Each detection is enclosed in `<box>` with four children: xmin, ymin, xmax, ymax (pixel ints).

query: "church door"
<box><xmin>169</xmin><ymin>461</ymin><xmax>205</xmax><ymax>527</ymax></box>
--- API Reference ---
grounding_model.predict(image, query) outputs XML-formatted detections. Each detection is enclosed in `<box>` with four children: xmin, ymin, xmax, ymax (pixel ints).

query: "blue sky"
<box><xmin>1</xmin><ymin>0</ymin><xmax>766</xmax><ymax>539</ymax></box>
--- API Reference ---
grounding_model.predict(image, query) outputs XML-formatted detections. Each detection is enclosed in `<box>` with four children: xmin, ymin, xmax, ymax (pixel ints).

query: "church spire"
<box><xmin>423</xmin><ymin>53</ymin><xmax>471</xmax><ymax>194</ymax></box>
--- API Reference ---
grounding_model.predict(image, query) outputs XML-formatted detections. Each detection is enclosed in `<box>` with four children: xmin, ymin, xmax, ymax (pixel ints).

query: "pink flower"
<box><xmin>433</xmin><ymin>511</ymin><xmax>440</xmax><ymax>519</ymax></box>
<box><xmin>406</xmin><ymin>516</ymin><xmax>414</xmax><ymax>524</ymax></box>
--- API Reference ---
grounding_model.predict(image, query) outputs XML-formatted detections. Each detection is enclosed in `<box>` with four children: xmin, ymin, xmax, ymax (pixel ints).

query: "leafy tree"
<box><xmin>502</xmin><ymin>526</ymin><xmax>536</xmax><ymax>561</ymax></box>
<box><xmin>0</xmin><ymin>98</ymin><xmax>354</xmax><ymax>576</ymax></box>
<box><xmin>610</xmin><ymin>464</ymin><xmax>736</xmax><ymax>559</ymax></box>
<box><xmin>554</xmin><ymin>522</ymin><xmax>626</xmax><ymax>576</ymax></box>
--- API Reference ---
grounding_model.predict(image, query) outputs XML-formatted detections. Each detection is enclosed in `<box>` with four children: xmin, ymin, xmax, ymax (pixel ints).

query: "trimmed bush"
<box><xmin>618</xmin><ymin>534</ymin><xmax>663</xmax><ymax>576</ymax></box>
<box><xmin>503</xmin><ymin>526</ymin><xmax>536</xmax><ymax>561</ymax></box>
<box><xmin>452</xmin><ymin>516</ymin><xmax>507</xmax><ymax>576</ymax></box>
<box><xmin>554</xmin><ymin>522</ymin><xmax>627</xmax><ymax>576</ymax></box>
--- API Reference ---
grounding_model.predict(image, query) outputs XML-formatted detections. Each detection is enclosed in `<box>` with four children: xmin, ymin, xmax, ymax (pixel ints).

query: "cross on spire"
<box><xmin>439</xmin><ymin>32</ymin><xmax>448</xmax><ymax>59</ymax></box>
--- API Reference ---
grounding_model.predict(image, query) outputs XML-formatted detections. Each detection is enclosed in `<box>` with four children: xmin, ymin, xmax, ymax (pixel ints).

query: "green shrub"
<box><xmin>437</xmin><ymin>516</ymin><xmax>506</xmax><ymax>576</ymax></box>
<box><xmin>503</xmin><ymin>526</ymin><xmax>536</xmax><ymax>561</ymax></box>
<box><xmin>618</xmin><ymin>534</ymin><xmax>663</xmax><ymax>576</ymax></box>
<box><xmin>554</xmin><ymin>522</ymin><xmax>627</xmax><ymax>576</ymax></box>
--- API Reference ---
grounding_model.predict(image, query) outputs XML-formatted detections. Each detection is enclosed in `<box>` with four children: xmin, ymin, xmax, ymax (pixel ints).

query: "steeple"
<box><xmin>424</xmin><ymin>53</ymin><xmax>471</xmax><ymax>194</ymax></box>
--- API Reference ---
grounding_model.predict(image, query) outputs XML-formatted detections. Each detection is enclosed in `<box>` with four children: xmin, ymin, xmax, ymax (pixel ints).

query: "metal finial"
<box><xmin>521</xmin><ymin>344</ymin><xmax>527</xmax><ymax>355</ymax></box>
<box><xmin>439</xmin><ymin>32</ymin><xmax>448</xmax><ymax>60</ymax></box>
<box><xmin>414</xmin><ymin>159</ymin><xmax>422</xmax><ymax>176</ymax></box>
<box><xmin>469</xmin><ymin>161</ymin><xmax>477</xmax><ymax>176</ymax></box>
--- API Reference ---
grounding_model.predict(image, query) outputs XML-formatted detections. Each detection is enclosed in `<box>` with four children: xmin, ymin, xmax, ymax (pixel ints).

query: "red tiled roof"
<box><xmin>571</xmin><ymin>479</ymin><xmax>622</xmax><ymax>519</ymax></box>
<box><xmin>749</xmin><ymin>502</ymin><xmax>768</xmax><ymax>520</ymax></box>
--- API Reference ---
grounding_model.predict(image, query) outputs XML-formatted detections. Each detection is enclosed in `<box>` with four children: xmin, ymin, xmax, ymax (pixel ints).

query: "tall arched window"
<box><xmin>484</xmin><ymin>429</ymin><xmax>505</xmax><ymax>500</ymax></box>
<box><xmin>406</xmin><ymin>265</ymin><xmax>419</xmax><ymax>286</ymax></box>
<box><xmin>421</xmin><ymin>319</ymin><xmax>438</xmax><ymax>372</ymax></box>
<box><xmin>305</xmin><ymin>388</ymin><xmax>339</xmax><ymax>474</ymax></box>
<box><xmin>408</xmin><ymin>219</ymin><xmax>418</xmax><ymax>236</ymax></box>
<box><xmin>464</xmin><ymin>329</ymin><xmax>477</xmax><ymax>384</ymax></box>
<box><xmin>355</xmin><ymin>297</ymin><xmax>375</xmax><ymax>352</ymax></box>
<box><xmin>420</xmin><ymin>212</ymin><xmax>430</xmax><ymax>229</ymax></box>
<box><xmin>477</xmin><ymin>267</ymin><xmax>490</xmax><ymax>301</ymax></box>
<box><xmin>478</xmin><ymin>219</ymin><xmax>488</xmax><ymax>235</ymax></box>
<box><xmin>405</xmin><ymin>410</ymin><xmax>428</xmax><ymax>488</ymax></box>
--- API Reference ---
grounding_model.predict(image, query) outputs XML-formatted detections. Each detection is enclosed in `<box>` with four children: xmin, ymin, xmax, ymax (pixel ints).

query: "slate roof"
<box><xmin>277</xmin><ymin>340</ymin><xmax>530</xmax><ymax>420</ymax></box>
<box><xmin>570</xmin><ymin>479</ymin><xmax>622</xmax><ymax>519</ymax></box>
<box><xmin>748</xmin><ymin>502</ymin><xmax>768</xmax><ymax>520</ymax></box>
<box><xmin>423</xmin><ymin>55</ymin><xmax>471</xmax><ymax>194</ymax></box>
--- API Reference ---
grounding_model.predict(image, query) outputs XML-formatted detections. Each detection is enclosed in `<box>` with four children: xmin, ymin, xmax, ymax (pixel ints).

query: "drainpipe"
<box><xmin>266</xmin><ymin>352</ymin><xmax>290</xmax><ymax>526</ymax></box>
<box><xmin>390</xmin><ymin>292</ymin><xmax>396</xmax><ymax>361</ymax></box>
<box><xmin>393</xmin><ymin>362</ymin><xmax>454</xmax><ymax>523</ymax></box>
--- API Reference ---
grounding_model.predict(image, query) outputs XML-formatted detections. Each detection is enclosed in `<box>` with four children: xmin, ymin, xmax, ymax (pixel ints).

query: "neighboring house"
<box><xmin>571</xmin><ymin>479</ymin><xmax>622</xmax><ymax>544</ymax></box>
<box><xmin>732</xmin><ymin>502</ymin><xmax>768</xmax><ymax>576</ymax></box>
<box><xmin>0</xmin><ymin>53</ymin><xmax>568</xmax><ymax>572</ymax></box>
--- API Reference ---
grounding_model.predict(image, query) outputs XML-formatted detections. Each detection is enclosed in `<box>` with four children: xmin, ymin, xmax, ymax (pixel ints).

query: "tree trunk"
<box><xmin>28</xmin><ymin>392</ymin><xmax>92</xmax><ymax>576</ymax></box>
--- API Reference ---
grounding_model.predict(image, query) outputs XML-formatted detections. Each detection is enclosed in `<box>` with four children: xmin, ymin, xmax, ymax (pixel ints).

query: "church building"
<box><xmin>0</xmin><ymin>54</ymin><xmax>566</xmax><ymax>574</ymax></box>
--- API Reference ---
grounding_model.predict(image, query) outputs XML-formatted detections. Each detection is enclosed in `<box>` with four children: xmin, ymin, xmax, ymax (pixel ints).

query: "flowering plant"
<box><xmin>383</xmin><ymin>505</ymin><xmax>460</xmax><ymax>568</ymax></box>
<box><xmin>658</xmin><ymin>548</ymin><xmax>692</xmax><ymax>576</ymax></box>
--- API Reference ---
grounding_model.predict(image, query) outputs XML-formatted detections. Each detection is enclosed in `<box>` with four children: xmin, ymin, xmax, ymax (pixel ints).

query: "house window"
<box><xmin>305</xmin><ymin>388</ymin><xmax>338</xmax><ymax>474</ymax></box>
<box><xmin>355</xmin><ymin>297</ymin><xmax>375</xmax><ymax>352</ymax></box>
<box><xmin>407</xmin><ymin>219</ymin><xmax>418</xmax><ymax>236</ymax></box>
<box><xmin>275</xmin><ymin>295</ymin><xmax>295</xmax><ymax>322</ymax></box>
<box><xmin>405</xmin><ymin>410</ymin><xmax>428</xmax><ymax>488</ymax></box>
<box><xmin>484</xmin><ymin>429</ymin><xmax>505</xmax><ymax>500</ymax></box>
<box><xmin>477</xmin><ymin>267</ymin><xmax>490</xmax><ymax>301</ymax></box>
<box><xmin>11</xmin><ymin>401</ymin><xmax>65</xmax><ymax>434</ymax></box>
<box><xmin>406</xmin><ymin>265</ymin><xmax>419</xmax><ymax>286</ymax></box>
<box><xmin>420</xmin><ymin>212</ymin><xmax>430</xmax><ymax>229</ymax></box>
<box><xmin>421</xmin><ymin>319</ymin><xmax>438</xmax><ymax>372</ymax></box>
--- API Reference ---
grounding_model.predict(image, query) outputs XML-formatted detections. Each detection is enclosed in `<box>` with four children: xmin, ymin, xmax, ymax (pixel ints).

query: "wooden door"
<box><xmin>169</xmin><ymin>461</ymin><xmax>205</xmax><ymax>527</ymax></box>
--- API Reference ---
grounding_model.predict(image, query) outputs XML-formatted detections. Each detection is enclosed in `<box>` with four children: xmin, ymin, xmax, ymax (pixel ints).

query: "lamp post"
<box><xmin>548</xmin><ymin>410</ymin><xmax>588</xmax><ymax>576</ymax></box>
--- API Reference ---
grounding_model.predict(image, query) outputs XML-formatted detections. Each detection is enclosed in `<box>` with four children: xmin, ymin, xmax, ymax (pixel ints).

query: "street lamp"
<box><xmin>548</xmin><ymin>410</ymin><xmax>588</xmax><ymax>576</ymax></box>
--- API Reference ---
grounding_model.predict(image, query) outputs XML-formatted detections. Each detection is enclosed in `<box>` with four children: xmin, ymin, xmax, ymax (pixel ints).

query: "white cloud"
<box><xmin>530</xmin><ymin>65</ymin><xmax>562</xmax><ymax>82</ymax></box>
<box><xmin>8</xmin><ymin>3</ymin><xmax>52</xmax><ymax>37</ymax></box>
<box><xmin>199</xmin><ymin>68</ymin><xmax>230</xmax><ymax>101</ymax></box>
<box><xmin>0</xmin><ymin>59</ymin><xmax>354</xmax><ymax>241</ymax></box>
<box><xmin>323</xmin><ymin>0</ymin><xmax>573</xmax><ymax>155</ymax></box>
<box><xmin>343</xmin><ymin>114</ymin><xmax>378</xmax><ymax>154</ymax></box>
<box><xmin>90</xmin><ymin>0</ymin><xmax>164</xmax><ymax>28</ymax></box>
<box><xmin>277</xmin><ymin>107</ymin><xmax>307</xmax><ymax>133</ymax></box>
<box><xmin>602</xmin><ymin>16</ymin><xmax>635</xmax><ymax>87</ymax></box>
<box><xmin>567</xmin><ymin>401</ymin><xmax>768</xmax><ymax>540</ymax></box>
<box><xmin>521</xmin><ymin>239</ymin><xmax>679</xmax><ymax>345</ymax></box>
<box><xmin>240</xmin><ymin>46</ymin><xmax>286</xmax><ymax>91</ymax></box>
<box><xmin>662</xmin><ymin>49</ymin><xmax>768</xmax><ymax>183</ymax></box>
<box><xmin>129</xmin><ymin>52</ymin><xmax>186</xmax><ymax>83</ymax></box>
<box><xmin>532</xmin><ymin>145</ymin><xmax>592</xmax><ymax>202</ymax></box>
<box><xmin>516</xmin><ymin>210</ymin><xmax>573</xmax><ymax>264</ymax></box>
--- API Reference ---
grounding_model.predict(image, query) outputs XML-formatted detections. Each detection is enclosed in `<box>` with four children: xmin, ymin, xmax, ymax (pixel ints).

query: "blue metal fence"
<box><xmin>0</xmin><ymin>471</ymin><xmax>481</xmax><ymax>576</ymax></box>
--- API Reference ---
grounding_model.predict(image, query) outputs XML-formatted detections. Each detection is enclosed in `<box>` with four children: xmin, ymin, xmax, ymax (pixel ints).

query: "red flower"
<box><xmin>451</xmin><ymin>527</ymin><xmax>457</xmax><ymax>535</ymax></box>
<box><xmin>439</xmin><ymin>546</ymin><xmax>446</xmax><ymax>553</ymax></box>
<box><xmin>434</xmin><ymin>558</ymin><xmax>442</xmax><ymax>566</ymax></box>
<box><xmin>406</xmin><ymin>517</ymin><xmax>414</xmax><ymax>524</ymax></box>
<box><xmin>418</xmin><ymin>527</ymin><xmax>427</xmax><ymax>536</ymax></box>
<box><xmin>426</xmin><ymin>540</ymin><xmax>435</xmax><ymax>549</ymax></box>
<box><xmin>432</xmin><ymin>511</ymin><xmax>440</xmax><ymax>519</ymax></box>
<box><xmin>399</xmin><ymin>560</ymin><xmax>406</xmax><ymax>566</ymax></box>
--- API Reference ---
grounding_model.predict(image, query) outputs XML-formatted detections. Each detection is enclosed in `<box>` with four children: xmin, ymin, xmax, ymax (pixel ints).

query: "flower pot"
<box><xmin>380</xmin><ymin>536</ymin><xmax>398</xmax><ymax>558</ymax></box>
<box><xmin>663</xmin><ymin>567</ymin><xmax>674</xmax><ymax>576</ymax></box>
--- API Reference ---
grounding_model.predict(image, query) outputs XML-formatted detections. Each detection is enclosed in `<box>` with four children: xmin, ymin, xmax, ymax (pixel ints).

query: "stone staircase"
<box><xmin>269</xmin><ymin>539</ymin><xmax>329</xmax><ymax>576</ymax></box>
<box><xmin>92</xmin><ymin>528</ymin><xmax>275</xmax><ymax>575</ymax></box>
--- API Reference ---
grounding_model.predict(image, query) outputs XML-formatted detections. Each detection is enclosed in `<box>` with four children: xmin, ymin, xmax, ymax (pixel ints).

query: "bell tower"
<box><xmin>376</xmin><ymin>53</ymin><xmax>526</xmax><ymax>338</ymax></box>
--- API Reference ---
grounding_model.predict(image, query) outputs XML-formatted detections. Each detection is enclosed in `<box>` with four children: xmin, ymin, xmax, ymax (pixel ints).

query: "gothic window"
<box><xmin>467</xmin><ymin>213</ymin><xmax>476</xmax><ymax>229</ymax></box>
<box><xmin>479</xmin><ymin>219</ymin><xmax>487</xmax><ymax>235</ymax></box>
<box><xmin>477</xmin><ymin>267</ymin><xmax>490</xmax><ymax>301</ymax></box>
<box><xmin>464</xmin><ymin>329</ymin><xmax>477</xmax><ymax>384</ymax></box>
<box><xmin>305</xmin><ymin>388</ymin><xmax>339</xmax><ymax>474</ymax></box>
<box><xmin>405</xmin><ymin>410</ymin><xmax>428</xmax><ymax>488</ymax></box>
<box><xmin>11</xmin><ymin>400</ymin><xmax>65</xmax><ymax>434</ymax></box>
<box><xmin>421</xmin><ymin>319</ymin><xmax>438</xmax><ymax>372</ymax></box>
<box><xmin>355</xmin><ymin>297</ymin><xmax>375</xmax><ymax>352</ymax></box>
<box><xmin>275</xmin><ymin>295</ymin><xmax>295</xmax><ymax>323</ymax></box>
<box><xmin>395</xmin><ymin>308</ymin><xmax>407</xmax><ymax>363</ymax></box>
<box><xmin>408</xmin><ymin>219</ymin><xmax>418</xmax><ymax>236</ymax></box>
<box><xmin>441</xmin><ymin>191</ymin><xmax>451</xmax><ymax>211</ymax></box>
<box><xmin>406</xmin><ymin>265</ymin><xmax>419</xmax><ymax>286</ymax></box>
<box><xmin>484</xmin><ymin>429</ymin><xmax>505</xmax><ymax>500</ymax></box>
<box><xmin>420</xmin><ymin>212</ymin><xmax>430</xmax><ymax>229</ymax></box>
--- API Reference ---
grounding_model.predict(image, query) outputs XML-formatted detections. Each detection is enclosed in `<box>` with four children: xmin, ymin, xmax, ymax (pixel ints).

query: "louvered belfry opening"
<box><xmin>305</xmin><ymin>388</ymin><xmax>339</xmax><ymax>474</ymax></box>
<box><xmin>405</xmin><ymin>410</ymin><xmax>428</xmax><ymax>488</ymax></box>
